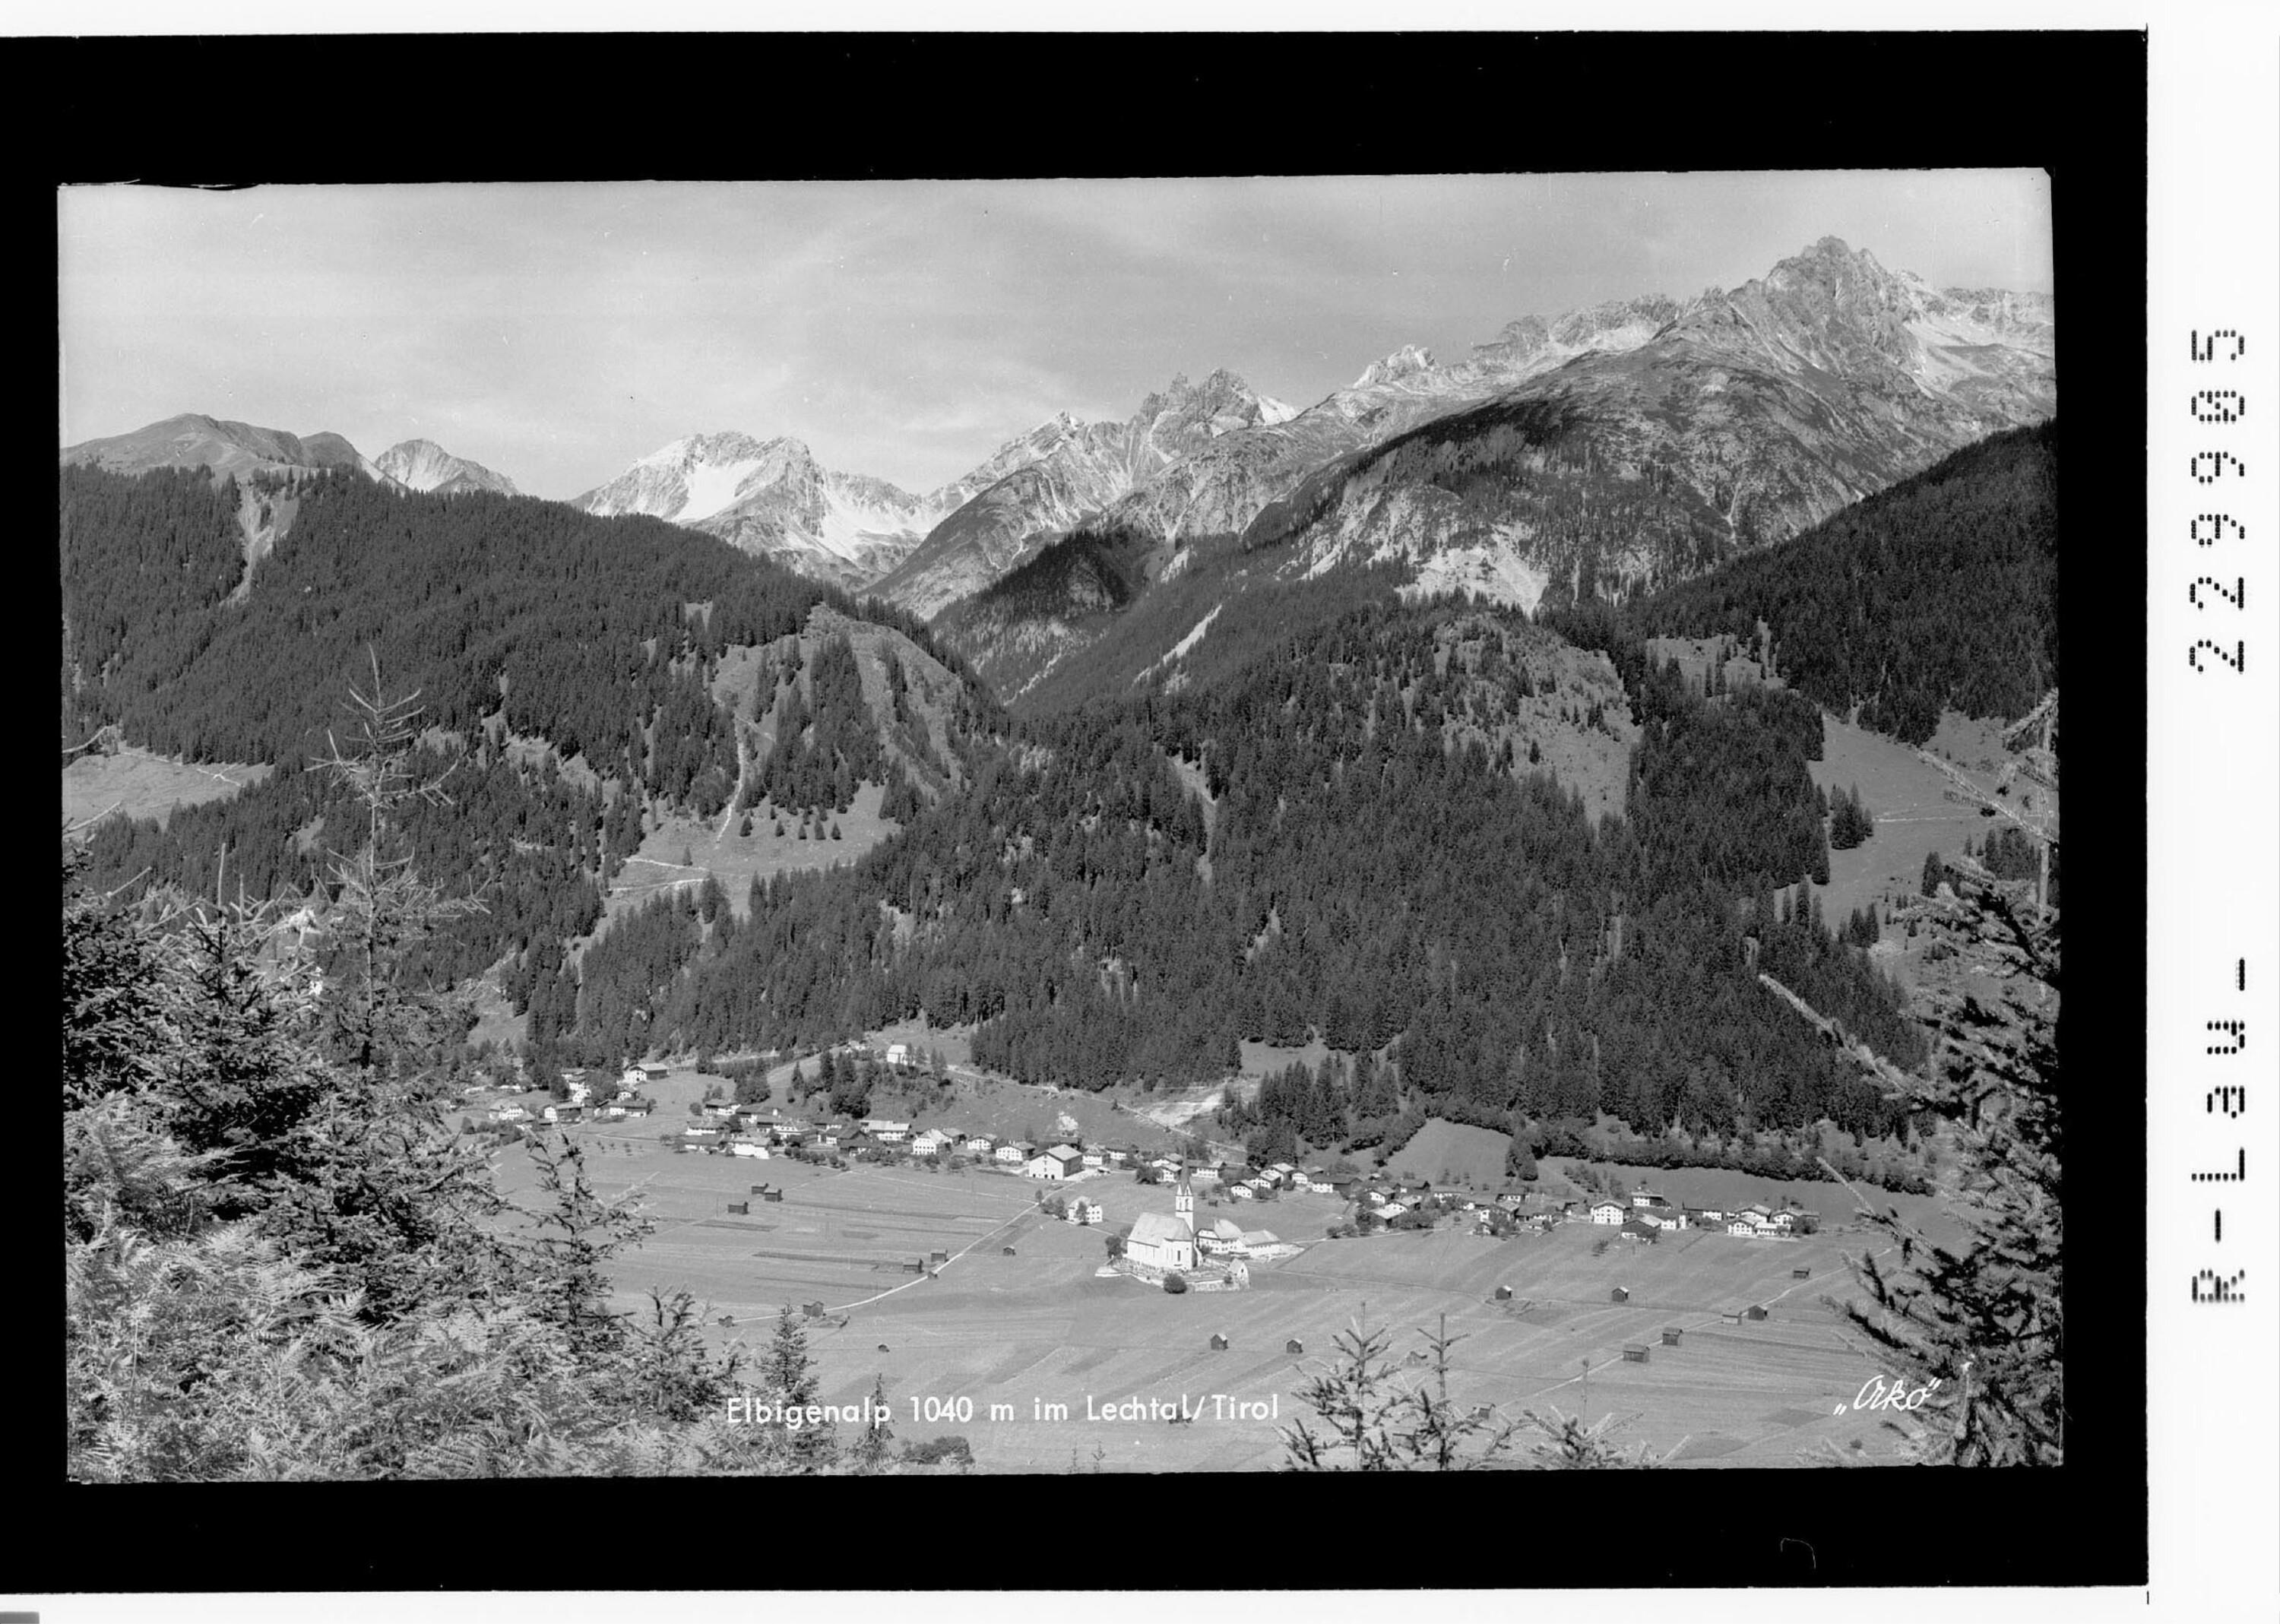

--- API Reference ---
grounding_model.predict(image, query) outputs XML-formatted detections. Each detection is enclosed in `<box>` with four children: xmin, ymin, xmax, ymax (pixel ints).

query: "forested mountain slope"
<box><xmin>65</xmin><ymin>461</ymin><xmax>999</xmax><ymax>999</ymax></box>
<box><xmin>564</xmin><ymin>599</ymin><xmax>1924</xmax><ymax>1165</ymax></box>
<box><xmin>1625</xmin><ymin>419</ymin><xmax>2058</xmax><ymax>743</ymax></box>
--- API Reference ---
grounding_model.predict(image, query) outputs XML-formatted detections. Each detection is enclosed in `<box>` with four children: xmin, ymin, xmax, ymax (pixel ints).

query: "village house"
<box><xmin>1026</xmin><ymin>1144</ymin><xmax>1083</xmax><ymax>1180</ymax></box>
<box><xmin>1104</xmin><ymin>1148</ymin><xmax>1129</xmax><ymax>1166</ymax></box>
<box><xmin>619</xmin><ymin>1065</ymin><xmax>648</xmax><ymax>1094</ymax></box>
<box><xmin>1064</xmin><ymin>1196</ymin><xmax>1104</xmax><ymax>1226</ymax></box>
<box><xmin>885</xmin><ymin>1043</ymin><xmax>913</xmax><ymax>1068</ymax></box>
<box><xmin>1620</xmin><ymin>1217</ymin><xmax>1659</xmax><ymax>1243</ymax></box>
<box><xmin>1227</xmin><ymin>1182</ymin><xmax>1256</xmax><ymax>1201</ymax></box>
<box><xmin>963</xmin><ymin>1135</ymin><xmax>996</xmax><ymax>1155</ymax></box>
<box><xmin>1726</xmin><ymin>1218</ymin><xmax>1758</xmax><ymax>1237</ymax></box>
<box><xmin>996</xmin><ymin>1141</ymin><xmax>1030</xmax><ymax>1165</ymax></box>
<box><xmin>729</xmin><ymin>1141</ymin><xmax>770</xmax><ymax>1159</ymax></box>
<box><xmin>1376</xmin><ymin>1200</ymin><xmax>1408</xmax><ymax>1219</ymax></box>
<box><xmin>1630</xmin><ymin>1189</ymin><xmax>1664</xmax><ymax>1208</ymax></box>
<box><xmin>1589</xmin><ymin>1199</ymin><xmax>1628</xmax><ymax>1225</ymax></box>
<box><xmin>1239</xmin><ymin>1228</ymin><xmax>1280</xmax><ymax>1255</ymax></box>
<box><xmin>1081</xmin><ymin>1149</ymin><xmax>1106</xmax><ymax>1169</ymax></box>
<box><xmin>1199</xmin><ymin>1217</ymin><xmax>1248</xmax><ymax>1255</ymax></box>
<box><xmin>864</xmin><ymin>1119</ymin><xmax>911</xmax><ymax>1142</ymax></box>
<box><xmin>910</xmin><ymin>1129</ymin><xmax>952</xmax><ymax>1157</ymax></box>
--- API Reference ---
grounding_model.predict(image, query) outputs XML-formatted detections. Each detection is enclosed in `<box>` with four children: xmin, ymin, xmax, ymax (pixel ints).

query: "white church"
<box><xmin>1121</xmin><ymin>1167</ymin><xmax>1200</xmax><ymax>1275</ymax></box>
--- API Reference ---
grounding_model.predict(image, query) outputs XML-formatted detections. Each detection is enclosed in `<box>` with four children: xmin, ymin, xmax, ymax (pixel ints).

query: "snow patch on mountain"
<box><xmin>676</xmin><ymin>457</ymin><xmax>765</xmax><ymax>522</ymax></box>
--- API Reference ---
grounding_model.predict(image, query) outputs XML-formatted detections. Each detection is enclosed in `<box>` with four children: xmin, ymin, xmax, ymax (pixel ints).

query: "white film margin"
<box><xmin>2149</xmin><ymin>14</ymin><xmax>2279</xmax><ymax>1617</ymax></box>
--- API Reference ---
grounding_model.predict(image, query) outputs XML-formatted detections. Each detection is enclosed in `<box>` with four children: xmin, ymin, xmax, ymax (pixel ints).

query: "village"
<box><xmin>432</xmin><ymin>1037</ymin><xmax>1924</xmax><ymax>1469</ymax></box>
<box><xmin>467</xmin><ymin>1043</ymin><xmax>1825</xmax><ymax>1267</ymax></box>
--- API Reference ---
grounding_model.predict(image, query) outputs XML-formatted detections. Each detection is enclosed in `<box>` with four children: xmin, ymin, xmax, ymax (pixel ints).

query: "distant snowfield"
<box><xmin>676</xmin><ymin>458</ymin><xmax>764</xmax><ymax>523</ymax></box>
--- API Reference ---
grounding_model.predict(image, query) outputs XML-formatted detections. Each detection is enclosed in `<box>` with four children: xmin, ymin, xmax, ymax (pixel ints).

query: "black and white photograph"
<box><xmin>36</xmin><ymin>17</ymin><xmax>2180</xmax><ymax>1604</ymax></box>
<box><xmin>59</xmin><ymin>164</ymin><xmax>2070</xmax><ymax>1479</ymax></box>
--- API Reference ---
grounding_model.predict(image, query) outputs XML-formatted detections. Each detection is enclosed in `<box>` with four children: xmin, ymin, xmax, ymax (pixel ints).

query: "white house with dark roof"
<box><xmin>1589</xmin><ymin>1199</ymin><xmax>1627</xmax><ymax>1225</ymax></box>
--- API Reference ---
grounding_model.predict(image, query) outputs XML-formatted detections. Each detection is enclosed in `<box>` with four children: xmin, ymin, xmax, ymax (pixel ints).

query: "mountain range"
<box><xmin>60</xmin><ymin>414</ymin><xmax>520</xmax><ymax>499</ymax></box>
<box><xmin>60</xmin><ymin>238</ymin><xmax>2053</xmax><ymax>683</ymax></box>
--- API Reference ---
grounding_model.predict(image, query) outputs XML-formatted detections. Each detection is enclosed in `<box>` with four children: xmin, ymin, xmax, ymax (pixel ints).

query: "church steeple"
<box><xmin>1174</xmin><ymin>1165</ymin><xmax>1195</xmax><ymax>1226</ymax></box>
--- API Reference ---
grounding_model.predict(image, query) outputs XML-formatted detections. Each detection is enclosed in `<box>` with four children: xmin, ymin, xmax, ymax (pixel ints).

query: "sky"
<box><xmin>59</xmin><ymin>172</ymin><xmax>2051</xmax><ymax>501</ymax></box>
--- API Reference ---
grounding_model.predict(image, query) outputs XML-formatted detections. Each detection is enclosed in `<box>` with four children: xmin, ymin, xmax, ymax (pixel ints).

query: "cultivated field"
<box><xmin>1378</xmin><ymin>1119</ymin><xmax>1512</xmax><ymax>1192</ymax></box>
<box><xmin>61</xmin><ymin>748</ymin><xmax>269</xmax><ymax>829</ymax></box>
<box><xmin>482</xmin><ymin>1122</ymin><xmax>1925</xmax><ymax>1472</ymax></box>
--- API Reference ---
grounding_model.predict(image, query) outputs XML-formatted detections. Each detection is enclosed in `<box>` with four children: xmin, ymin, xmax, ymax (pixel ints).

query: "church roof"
<box><xmin>1129</xmin><ymin>1211</ymin><xmax>1193</xmax><ymax>1246</ymax></box>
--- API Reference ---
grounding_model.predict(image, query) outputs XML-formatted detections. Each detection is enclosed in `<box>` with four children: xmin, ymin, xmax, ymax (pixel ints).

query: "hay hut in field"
<box><xmin>762</xmin><ymin>1189</ymin><xmax>783</xmax><ymax>1201</ymax></box>
<box><xmin>1745</xmin><ymin>1303</ymin><xmax>1769</xmax><ymax>1321</ymax></box>
<box><xmin>1492</xmin><ymin>1284</ymin><xmax>1514</xmax><ymax>1302</ymax></box>
<box><xmin>1002</xmin><ymin>1245</ymin><xmax>1018</xmax><ymax>1256</ymax></box>
<box><xmin>726</xmin><ymin>1201</ymin><xmax>749</xmax><ymax>1214</ymax></box>
<box><xmin>876</xmin><ymin>1344</ymin><xmax>890</xmax><ymax>1353</ymax></box>
<box><xmin>1622</xmin><ymin>1344</ymin><xmax>1650</xmax><ymax>1363</ymax></box>
<box><xmin>930</xmin><ymin>1249</ymin><xmax>949</xmax><ymax>1263</ymax></box>
<box><xmin>802</xmin><ymin>1301</ymin><xmax>826</xmax><ymax>1319</ymax></box>
<box><xmin>1610</xmin><ymin>1285</ymin><xmax>1631</xmax><ymax>1303</ymax></box>
<box><xmin>1792</xmin><ymin>1266</ymin><xmax>1811</xmax><ymax>1279</ymax></box>
<box><xmin>1285</xmin><ymin>1338</ymin><xmax>1304</xmax><ymax>1355</ymax></box>
<box><xmin>1661</xmin><ymin>1326</ymin><xmax>1684</xmax><ymax>1346</ymax></box>
<box><xmin>1721</xmin><ymin>1308</ymin><xmax>1743</xmax><ymax>1325</ymax></box>
<box><xmin>1209</xmin><ymin>1332</ymin><xmax>1231</xmax><ymax>1350</ymax></box>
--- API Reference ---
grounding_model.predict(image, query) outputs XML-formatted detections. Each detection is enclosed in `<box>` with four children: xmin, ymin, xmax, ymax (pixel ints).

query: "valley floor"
<box><xmin>484</xmin><ymin>1119</ymin><xmax>1937</xmax><ymax>1473</ymax></box>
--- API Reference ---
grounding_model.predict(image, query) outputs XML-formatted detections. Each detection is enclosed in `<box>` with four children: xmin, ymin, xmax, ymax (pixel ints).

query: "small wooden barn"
<box><xmin>1610</xmin><ymin>1286</ymin><xmax>1631</xmax><ymax>1303</ymax></box>
<box><xmin>930</xmin><ymin>1249</ymin><xmax>949</xmax><ymax>1263</ymax></box>
<box><xmin>876</xmin><ymin>1344</ymin><xmax>890</xmax><ymax>1353</ymax></box>
<box><xmin>1745</xmin><ymin>1303</ymin><xmax>1770</xmax><ymax>1321</ymax></box>
<box><xmin>761</xmin><ymin>1189</ymin><xmax>784</xmax><ymax>1201</ymax></box>
<box><xmin>1209</xmin><ymin>1332</ymin><xmax>1231</xmax><ymax>1350</ymax></box>
<box><xmin>1492</xmin><ymin>1284</ymin><xmax>1514</xmax><ymax>1302</ymax></box>
<box><xmin>750</xmin><ymin>1183</ymin><xmax>768</xmax><ymax>1194</ymax></box>
<box><xmin>1721</xmin><ymin>1309</ymin><xmax>1743</xmax><ymax>1324</ymax></box>
<box><xmin>1285</xmin><ymin>1338</ymin><xmax>1305</xmax><ymax>1355</ymax></box>
<box><xmin>1002</xmin><ymin>1245</ymin><xmax>1018</xmax><ymax>1256</ymax></box>
<box><xmin>1622</xmin><ymin>1344</ymin><xmax>1650</xmax><ymax>1363</ymax></box>
<box><xmin>802</xmin><ymin>1301</ymin><xmax>826</xmax><ymax>1319</ymax></box>
<box><xmin>1661</xmin><ymin>1326</ymin><xmax>1684</xmax><ymax>1346</ymax></box>
<box><xmin>1792</xmin><ymin>1266</ymin><xmax>1812</xmax><ymax>1279</ymax></box>
<box><xmin>726</xmin><ymin>1201</ymin><xmax>749</xmax><ymax>1214</ymax></box>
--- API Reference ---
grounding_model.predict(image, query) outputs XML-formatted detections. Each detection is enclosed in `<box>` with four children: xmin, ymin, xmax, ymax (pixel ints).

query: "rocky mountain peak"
<box><xmin>1352</xmin><ymin>343</ymin><xmax>1436</xmax><ymax>388</ymax></box>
